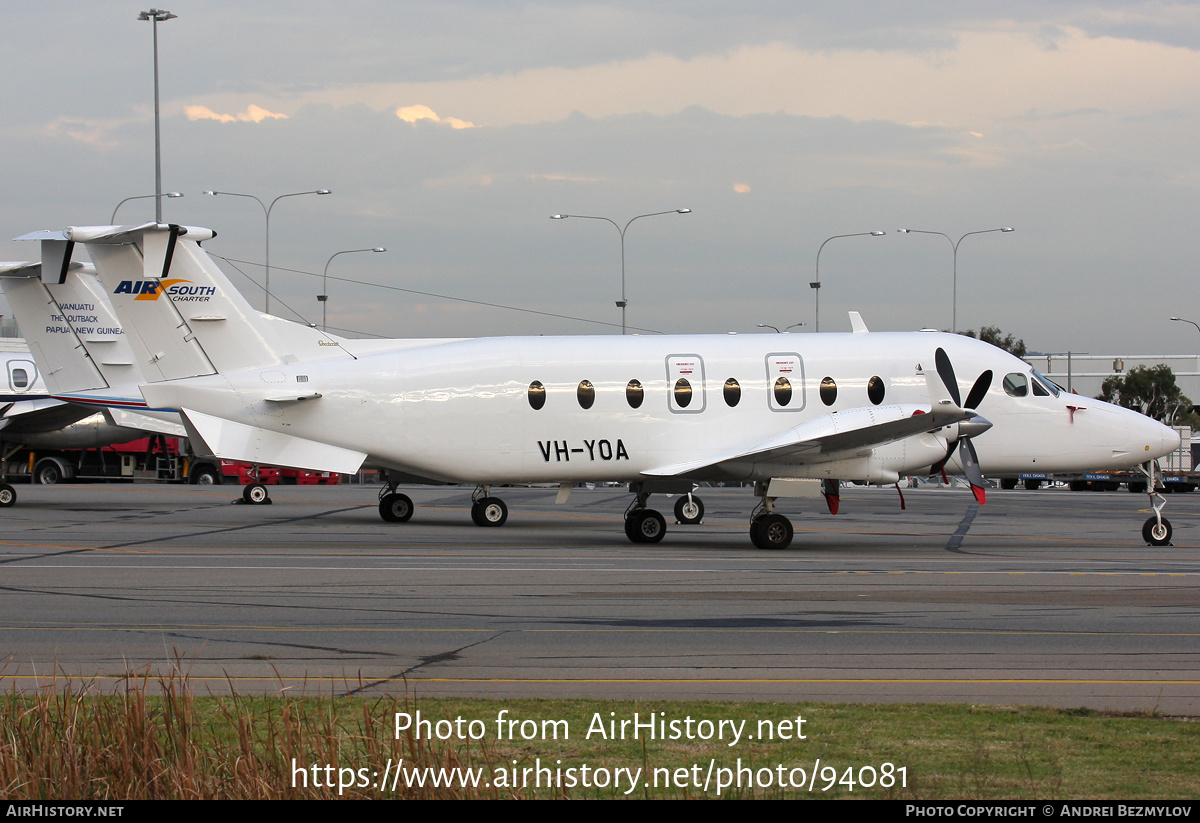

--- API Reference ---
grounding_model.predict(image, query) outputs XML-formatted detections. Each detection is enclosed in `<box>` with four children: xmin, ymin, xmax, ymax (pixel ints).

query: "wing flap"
<box><xmin>643</xmin><ymin>403</ymin><xmax>971</xmax><ymax>477</ymax></box>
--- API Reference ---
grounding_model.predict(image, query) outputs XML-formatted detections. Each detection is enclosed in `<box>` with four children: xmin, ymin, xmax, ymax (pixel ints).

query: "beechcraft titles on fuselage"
<box><xmin>538</xmin><ymin>439</ymin><xmax>630</xmax><ymax>462</ymax></box>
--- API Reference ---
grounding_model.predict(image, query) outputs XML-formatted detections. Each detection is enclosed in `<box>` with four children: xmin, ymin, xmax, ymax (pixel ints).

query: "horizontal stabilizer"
<box><xmin>181</xmin><ymin>408</ymin><xmax>366</xmax><ymax>474</ymax></box>
<box><xmin>104</xmin><ymin>408</ymin><xmax>187</xmax><ymax>437</ymax></box>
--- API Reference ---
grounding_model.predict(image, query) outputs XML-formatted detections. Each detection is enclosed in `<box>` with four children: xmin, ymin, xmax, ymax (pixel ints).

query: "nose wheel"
<box><xmin>1143</xmin><ymin>516</ymin><xmax>1173</xmax><ymax>547</ymax></box>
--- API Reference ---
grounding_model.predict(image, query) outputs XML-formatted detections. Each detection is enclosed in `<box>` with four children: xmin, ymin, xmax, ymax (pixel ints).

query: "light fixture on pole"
<box><xmin>138</xmin><ymin>9</ymin><xmax>176</xmax><ymax>224</ymax></box>
<box><xmin>111</xmin><ymin>192</ymin><xmax>183</xmax><ymax>224</ymax></box>
<box><xmin>812</xmin><ymin>231</ymin><xmax>885</xmax><ymax>333</ymax></box>
<box><xmin>756</xmin><ymin>322</ymin><xmax>805</xmax><ymax>333</ymax></box>
<box><xmin>550</xmin><ymin>209</ymin><xmax>691</xmax><ymax>335</ymax></box>
<box><xmin>320</xmin><ymin>247</ymin><xmax>387</xmax><ymax>332</ymax></box>
<box><xmin>204</xmin><ymin>189</ymin><xmax>332</xmax><ymax>313</ymax></box>
<box><xmin>898</xmin><ymin>227</ymin><xmax>1014</xmax><ymax>332</ymax></box>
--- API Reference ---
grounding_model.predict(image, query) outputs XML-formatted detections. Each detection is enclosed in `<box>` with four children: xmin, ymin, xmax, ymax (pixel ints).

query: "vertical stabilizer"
<box><xmin>0</xmin><ymin>262</ymin><xmax>107</xmax><ymax>394</ymax></box>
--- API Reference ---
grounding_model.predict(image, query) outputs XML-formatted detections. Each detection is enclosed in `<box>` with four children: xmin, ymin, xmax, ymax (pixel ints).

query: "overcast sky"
<box><xmin>2</xmin><ymin>1</ymin><xmax>1199</xmax><ymax>353</ymax></box>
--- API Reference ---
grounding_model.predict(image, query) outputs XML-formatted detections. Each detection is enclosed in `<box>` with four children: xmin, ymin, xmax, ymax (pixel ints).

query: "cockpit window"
<box><xmin>1031</xmin><ymin>369</ymin><xmax>1060</xmax><ymax>397</ymax></box>
<box><xmin>1003</xmin><ymin>373</ymin><xmax>1028</xmax><ymax>397</ymax></box>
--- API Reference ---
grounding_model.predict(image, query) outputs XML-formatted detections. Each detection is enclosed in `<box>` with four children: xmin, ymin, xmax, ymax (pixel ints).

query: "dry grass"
<box><xmin>0</xmin><ymin>667</ymin><xmax>505</xmax><ymax>800</ymax></box>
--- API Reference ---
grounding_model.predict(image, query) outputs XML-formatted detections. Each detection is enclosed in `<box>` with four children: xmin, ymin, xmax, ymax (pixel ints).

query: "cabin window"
<box><xmin>773</xmin><ymin>377</ymin><xmax>792</xmax><ymax>406</ymax></box>
<box><xmin>11</xmin><ymin>368</ymin><xmax>28</xmax><ymax>389</ymax></box>
<box><xmin>528</xmin><ymin>380</ymin><xmax>546</xmax><ymax>410</ymax></box>
<box><xmin>674</xmin><ymin>378</ymin><xmax>693</xmax><ymax>408</ymax></box>
<box><xmin>723</xmin><ymin>378</ymin><xmax>741</xmax><ymax>407</ymax></box>
<box><xmin>867</xmin><ymin>375</ymin><xmax>885</xmax><ymax>405</ymax></box>
<box><xmin>1003</xmin><ymin>373</ymin><xmax>1028</xmax><ymax>397</ymax></box>
<box><xmin>626</xmin><ymin>379</ymin><xmax>644</xmax><ymax>409</ymax></box>
<box><xmin>577</xmin><ymin>380</ymin><xmax>596</xmax><ymax>409</ymax></box>
<box><xmin>820</xmin><ymin>376</ymin><xmax>837</xmax><ymax>406</ymax></box>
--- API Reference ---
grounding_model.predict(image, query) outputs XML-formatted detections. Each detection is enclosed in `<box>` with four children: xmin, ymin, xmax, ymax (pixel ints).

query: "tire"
<box><xmin>1023</xmin><ymin>480</ymin><xmax>1041</xmax><ymax>491</ymax></box>
<box><xmin>0</xmin><ymin>484</ymin><xmax>14</xmax><ymax>508</ymax></box>
<box><xmin>625</xmin><ymin>509</ymin><xmax>666</xmax><ymax>543</ymax></box>
<box><xmin>379</xmin><ymin>492</ymin><xmax>414</xmax><ymax>523</ymax></box>
<box><xmin>1142</xmin><ymin>516</ymin><xmax>1172</xmax><ymax>547</ymax></box>
<box><xmin>191</xmin><ymin>466</ymin><xmax>220</xmax><ymax>486</ymax></box>
<box><xmin>1000</xmin><ymin>478</ymin><xmax>1017</xmax><ymax>490</ymax></box>
<box><xmin>674</xmin><ymin>495</ymin><xmax>704</xmax><ymax>525</ymax></box>
<box><xmin>471</xmin><ymin>496</ymin><xmax>508</xmax><ymax>527</ymax></box>
<box><xmin>243</xmin><ymin>483</ymin><xmax>269</xmax><ymax>504</ymax></box>
<box><xmin>34</xmin><ymin>461</ymin><xmax>63</xmax><ymax>486</ymax></box>
<box><xmin>1128</xmin><ymin>481</ymin><xmax>1147</xmax><ymax>494</ymax></box>
<box><xmin>750</xmin><ymin>513</ymin><xmax>793</xmax><ymax>550</ymax></box>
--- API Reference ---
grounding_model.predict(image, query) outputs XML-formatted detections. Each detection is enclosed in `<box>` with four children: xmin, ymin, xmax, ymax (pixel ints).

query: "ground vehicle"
<box><xmin>4</xmin><ymin>434</ymin><xmax>339</xmax><ymax>486</ymax></box>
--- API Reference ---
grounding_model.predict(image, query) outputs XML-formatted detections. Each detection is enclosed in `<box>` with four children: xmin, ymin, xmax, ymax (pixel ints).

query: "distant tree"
<box><xmin>1098</xmin><ymin>364</ymin><xmax>1194</xmax><ymax>424</ymax></box>
<box><xmin>958</xmin><ymin>326</ymin><xmax>1027</xmax><ymax>358</ymax></box>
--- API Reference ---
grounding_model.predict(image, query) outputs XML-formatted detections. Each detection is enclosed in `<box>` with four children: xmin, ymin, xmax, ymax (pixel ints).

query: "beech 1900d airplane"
<box><xmin>4</xmin><ymin>221</ymin><xmax>1182</xmax><ymax>548</ymax></box>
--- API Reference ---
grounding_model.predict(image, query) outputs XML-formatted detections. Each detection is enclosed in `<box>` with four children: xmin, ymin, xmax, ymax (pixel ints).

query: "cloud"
<box><xmin>41</xmin><ymin>116</ymin><xmax>119</xmax><ymax>148</ymax></box>
<box><xmin>184</xmin><ymin>104</ymin><xmax>289</xmax><ymax>123</ymax></box>
<box><xmin>395</xmin><ymin>105</ymin><xmax>476</xmax><ymax>129</ymax></box>
<box><xmin>733</xmin><ymin>182</ymin><xmax>752</xmax><ymax>193</ymax></box>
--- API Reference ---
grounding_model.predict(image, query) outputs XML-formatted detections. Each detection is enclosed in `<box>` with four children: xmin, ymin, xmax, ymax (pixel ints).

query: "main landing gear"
<box><xmin>749</xmin><ymin>482</ymin><xmax>794</xmax><ymax>550</ymax></box>
<box><xmin>625</xmin><ymin>492</ymin><xmax>667</xmax><ymax>543</ymax></box>
<box><xmin>0</xmin><ymin>445</ymin><xmax>19</xmax><ymax>508</ymax></box>
<box><xmin>470</xmin><ymin>486</ymin><xmax>508</xmax><ymax>527</ymax></box>
<box><xmin>378</xmin><ymin>484</ymin><xmax>415</xmax><ymax>522</ymax></box>
<box><xmin>623</xmin><ymin>484</ymin><xmax>706</xmax><ymax>544</ymax></box>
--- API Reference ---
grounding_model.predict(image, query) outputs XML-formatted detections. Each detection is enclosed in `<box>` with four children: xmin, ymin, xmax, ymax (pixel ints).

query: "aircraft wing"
<box><xmin>642</xmin><ymin>403</ymin><xmax>970</xmax><ymax>477</ymax></box>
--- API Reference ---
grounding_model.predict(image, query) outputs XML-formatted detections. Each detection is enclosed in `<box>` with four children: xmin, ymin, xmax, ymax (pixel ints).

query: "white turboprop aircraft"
<box><xmin>7</xmin><ymin>222</ymin><xmax>1182</xmax><ymax>548</ymax></box>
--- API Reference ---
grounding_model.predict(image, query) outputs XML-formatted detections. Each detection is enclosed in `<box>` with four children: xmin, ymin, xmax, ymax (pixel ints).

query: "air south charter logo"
<box><xmin>114</xmin><ymin>279</ymin><xmax>216</xmax><ymax>302</ymax></box>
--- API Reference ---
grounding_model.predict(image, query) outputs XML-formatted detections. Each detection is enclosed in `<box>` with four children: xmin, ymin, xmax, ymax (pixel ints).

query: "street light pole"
<box><xmin>204</xmin><ymin>189</ymin><xmax>332</xmax><ymax>313</ymax></box>
<box><xmin>138</xmin><ymin>9</ymin><xmax>176</xmax><ymax>224</ymax></box>
<box><xmin>550</xmin><ymin>209</ymin><xmax>691</xmax><ymax>334</ymax></box>
<box><xmin>111</xmin><ymin>192</ymin><xmax>182</xmax><ymax>224</ymax></box>
<box><xmin>899</xmin><ymin>227</ymin><xmax>1014</xmax><ymax>332</ymax></box>
<box><xmin>812</xmin><ymin>231</ymin><xmax>885</xmax><ymax>333</ymax></box>
<box><xmin>321</xmin><ymin>247</ymin><xmax>387</xmax><ymax>332</ymax></box>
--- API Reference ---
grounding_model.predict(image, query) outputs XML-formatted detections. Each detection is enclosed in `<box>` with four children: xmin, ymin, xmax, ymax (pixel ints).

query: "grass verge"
<box><xmin>0</xmin><ymin>671</ymin><xmax>1196</xmax><ymax>799</ymax></box>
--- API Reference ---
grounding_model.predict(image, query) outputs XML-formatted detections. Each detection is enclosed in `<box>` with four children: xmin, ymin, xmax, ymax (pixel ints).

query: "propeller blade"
<box><xmin>959</xmin><ymin>437</ymin><xmax>986</xmax><ymax>489</ymax></box>
<box><xmin>934</xmin><ymin>347</ymin><xmax>961</xmax><ymax>407</ymax></box>
<box><xmin>964</xmin><ymin>370</ymin><xmax>993</xmax><ymax>410</ymax></box>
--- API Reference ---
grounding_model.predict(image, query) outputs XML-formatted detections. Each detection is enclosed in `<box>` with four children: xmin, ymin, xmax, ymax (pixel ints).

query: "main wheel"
<box><xmin>471</xmin><ymin>496</ymin><xmax>508</xmax><ymax>527</ymax></box>
<box><xmin>242</xmin><ymin>483</ymin><xmax>269</xmax><ymax>504</ymax></box>
<box><xmin>1142</xmin><ymin>516</ymin><xmax>1173</xmax><ymax>546</ymax></box>
<box><xmin>35</xmin><ymin>461</ymin><xmax>62</xmax><ymax>485</ymax></box>
<box><xmin>379</xmin><ymin>492</ymin><xmax>414</xmax><ymax>523</ymax></box>
<box><xmin>750</xmin><ymin>513</ymin><xmax>794</xmax><ymax>550</ymax></box>
<box><xmin>191</xmin><ymin>466</ymin><xmax>220</xmax><ymax>486</ymax></box>
<box><xmin>0</xmin><ymin>484</ymin><xmax>14</xmax><ymax>508</ymax></box>
<box><xmin>1023</xmin><ymin>479</ymin><xmax>1042</xmax><ymax>491</ymax></box>
<box><xmin>674</xmin><ymin>495</ymin><xmax>704</xmax><ymax>525</ymax></box>
<box><xmin>625</xmin><ymin>509</ymin><xmax>666</xmax><ymax>543</ymax></box>
<box><xmin>1000</xmin><ymin>478</ymin><xmax>1017</xmax><ymax>490</ymax></box>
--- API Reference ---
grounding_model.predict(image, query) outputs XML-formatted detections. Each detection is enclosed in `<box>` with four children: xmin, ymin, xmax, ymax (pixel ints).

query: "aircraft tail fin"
<box><xmin>17</xmin><ymin>224</ymin><xmax>359</xmax><ymax>382</ymax></box>
<box><xmin>0</xmin><ymin>262</ymin><xmax>109</xmax><ymax>394</ymax></box>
